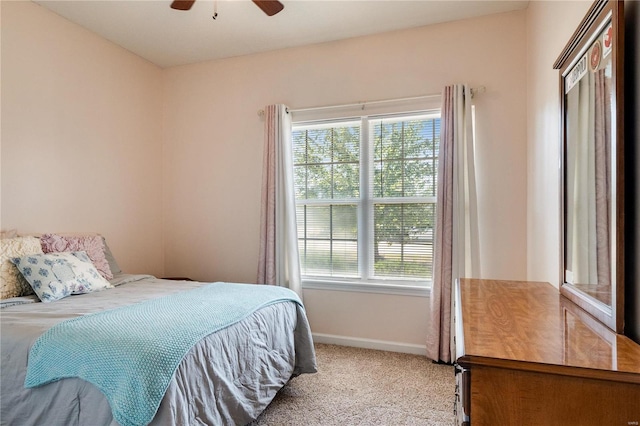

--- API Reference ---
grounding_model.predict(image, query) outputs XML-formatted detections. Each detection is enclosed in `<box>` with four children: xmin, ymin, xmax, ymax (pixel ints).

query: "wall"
<box><xmin>525</xmin><ymin>0</ymin><xmax>592</xmax><ymax>286</ymax></box>
<box><xmin>1</xmin><ymin>1</ymin><xmax>164</xmax><ymax>276</ymax></box>
<box><xmin>1</xmin><ymin>2</ymin><xmax>530</xmax><ymax>350</ymax></box>
<box><xmin>163</xmin><ymin>11</ymin><xmax>528</xmax><ymax>348</ymax></box>
<box><xmin>2</xmin><ymin>0</ymin><xmax>634</xmax><ymax>348</ymax></box>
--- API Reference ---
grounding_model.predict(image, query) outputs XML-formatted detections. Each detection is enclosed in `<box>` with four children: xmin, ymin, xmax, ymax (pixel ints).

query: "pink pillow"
<box><xmin>40</xmin><ymin>234</ymin><xmax>113</xmax><ymax>280</ymax></box>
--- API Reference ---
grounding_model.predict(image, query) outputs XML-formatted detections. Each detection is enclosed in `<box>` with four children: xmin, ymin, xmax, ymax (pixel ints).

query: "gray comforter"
<box><xmin>0</xmin><ymin>275</ymin><xmax>317</xmax><ymax>426</ymax></box>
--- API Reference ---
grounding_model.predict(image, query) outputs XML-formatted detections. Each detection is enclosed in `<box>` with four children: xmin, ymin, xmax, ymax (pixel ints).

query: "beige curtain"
<box><xmin>594</xmin><ymin>69</ymin><xmax>611</xmax><ymax>287</ymax></box>
<box><xmin>566</xmin><ymin>70</ymin><xmax>610</xmax><ymax>286</ymax></box>
<box><xmin>426</xmin><ymin>85</ymin><xmax>480</xmax><ymax>363</ymax></box>
<box><xmin>256</xmin><ymin>104</ymin><xmax>302</xmax><ymax>296</ymax></box>
<box><xmin>566</xmin><ymin>72</ymin><xmax>598</xmax><ymax>284</ymax></box>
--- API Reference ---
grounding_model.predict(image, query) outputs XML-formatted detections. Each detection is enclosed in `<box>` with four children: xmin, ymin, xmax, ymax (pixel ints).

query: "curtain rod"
<box><xmin>257</xmin><ymin>86</ymin><xmax>486</xmax><ymax>117</ymax></box>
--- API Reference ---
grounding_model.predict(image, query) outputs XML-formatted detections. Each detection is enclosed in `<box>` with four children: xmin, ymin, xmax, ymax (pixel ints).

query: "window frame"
<box><xmin>291</xmin><ymin>101</ymin><xmax>441</xmax><ymax>297</ymax></box>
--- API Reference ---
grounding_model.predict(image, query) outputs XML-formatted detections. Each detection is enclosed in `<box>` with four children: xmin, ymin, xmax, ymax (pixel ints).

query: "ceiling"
<box><xmin>33</xmin><ymin>0</ymin><xmax>529</xmax><ymax>68</ymax></box>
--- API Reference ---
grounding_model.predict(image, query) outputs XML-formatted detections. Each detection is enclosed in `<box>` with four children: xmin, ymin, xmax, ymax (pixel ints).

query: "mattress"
<box><xmin>0</xmin><ymin>275</ymin><xmax>317</xmax><ymax>426</ymax></box>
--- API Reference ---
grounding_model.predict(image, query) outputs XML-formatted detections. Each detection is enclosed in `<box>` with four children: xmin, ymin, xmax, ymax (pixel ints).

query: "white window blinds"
<box><xmin>292</xmin><ymin>108</ymin><xmax>440</xmax><ymax>287</ymax></box>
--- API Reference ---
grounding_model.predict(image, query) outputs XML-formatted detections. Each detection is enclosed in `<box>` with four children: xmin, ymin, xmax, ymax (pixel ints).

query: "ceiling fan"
<box><xmin>170</xmin><ymin>0</ymin><xmax>284</xmax><ymax>17</ymax></box>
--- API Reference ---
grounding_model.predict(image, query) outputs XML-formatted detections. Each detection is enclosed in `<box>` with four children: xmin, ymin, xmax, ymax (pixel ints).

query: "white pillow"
<box><xmin>10</xmin><ymin>251</ymin><xmax>113</xmax><ymax>303</ymax></box>
<box><xmin>0</xmin><ymin>236</ymin><xmax>43</xmax><ymax>299</ymax></box>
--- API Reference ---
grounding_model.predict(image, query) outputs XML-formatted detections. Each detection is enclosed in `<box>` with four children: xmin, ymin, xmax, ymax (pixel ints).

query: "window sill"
<box><xmin>301</xmin><ymin>279</ymin><xmax>430</xmax><ymax>297</ymax></box>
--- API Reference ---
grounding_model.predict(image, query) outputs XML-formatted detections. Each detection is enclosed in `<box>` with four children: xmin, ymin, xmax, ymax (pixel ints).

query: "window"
<box><xmin>292</xmin><ymin>110</ymin><xmax>441</xmax><ymax>291</ymax></box>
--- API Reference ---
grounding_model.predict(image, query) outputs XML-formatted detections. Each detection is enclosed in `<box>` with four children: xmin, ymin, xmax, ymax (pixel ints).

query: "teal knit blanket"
<box><xmin>24</xmin><ymin>282</ymin><xmax>302</xmax><ymax>426</ymax></box>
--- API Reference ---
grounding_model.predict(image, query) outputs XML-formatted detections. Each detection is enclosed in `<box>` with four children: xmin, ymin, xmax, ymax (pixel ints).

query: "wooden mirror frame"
<box><xmin>554</xmin><ymin>0</ymin><xmax>625</xmax><ymax>333</ymax></box>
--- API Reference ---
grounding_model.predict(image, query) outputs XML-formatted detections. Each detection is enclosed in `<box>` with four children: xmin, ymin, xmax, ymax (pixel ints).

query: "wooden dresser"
<box><xmin>454</xmin><ymin>279</ymin><xmax>640</xmax><ymax>426</ymax></box>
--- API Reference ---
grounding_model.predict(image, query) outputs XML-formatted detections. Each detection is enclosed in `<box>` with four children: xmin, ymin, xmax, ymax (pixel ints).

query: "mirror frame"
<box><xmin>554</xmin><ymin>0</ymin><xmax>625</xmax><ymax>333</ymax></box>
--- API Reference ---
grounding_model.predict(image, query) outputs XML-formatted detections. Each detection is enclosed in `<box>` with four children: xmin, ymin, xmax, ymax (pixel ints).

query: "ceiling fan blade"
<box><xmin>252</xmin><ymin>0</ymin><xmax>284</xmax><ymax>16</ymax></box>
<box><xmin>170</xmin><ymin>0</ymin><xmax>196</xmax><ymax>11</ymax></box>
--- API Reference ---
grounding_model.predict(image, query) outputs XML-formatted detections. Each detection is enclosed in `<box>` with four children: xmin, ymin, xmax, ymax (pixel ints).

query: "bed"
<box><xmin>0</xmin><ymin>271</ymin><xmax>317</xmax><ymax>426</ymax></box>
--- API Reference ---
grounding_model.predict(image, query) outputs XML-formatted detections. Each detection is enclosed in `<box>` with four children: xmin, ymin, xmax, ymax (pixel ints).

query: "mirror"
<box><xmin>554</xmin><ymin>0</ymin><xmax>625</xmax><ymax>333</ymax></box>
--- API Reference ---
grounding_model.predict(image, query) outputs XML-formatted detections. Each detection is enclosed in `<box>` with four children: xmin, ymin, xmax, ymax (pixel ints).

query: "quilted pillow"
<box><xmin>0</xmin><ymin>237</ymin><xmax>42</xmax><ymax>299</ymax></box>
<box><xmin>10</xmin><ymin>251</ymin><xmax>112</xmax><ymax>303</ymax></box>
<box><xmin>40</xmin><ymin>234</ymin><xmax>113</xmax><ymax>280</ymax></box>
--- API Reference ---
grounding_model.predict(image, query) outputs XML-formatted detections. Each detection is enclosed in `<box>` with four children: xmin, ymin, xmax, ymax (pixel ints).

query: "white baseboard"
<box><xmin>312</xmin><ymin>333</ymin><xmax>427</xmax><ymax>356</ymax></box>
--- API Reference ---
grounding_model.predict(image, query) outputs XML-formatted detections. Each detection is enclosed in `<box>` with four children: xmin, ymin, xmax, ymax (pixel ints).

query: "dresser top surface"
<box><xmin>457</xmin><ymin>279</ymin><xmax>640</xmax><ymax>374</ymax></box>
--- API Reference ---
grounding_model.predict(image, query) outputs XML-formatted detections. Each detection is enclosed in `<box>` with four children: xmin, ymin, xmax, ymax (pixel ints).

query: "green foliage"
<box><xmin>373</xmin><ymin>118</ymin><xmax>439</xmax><ymax>198</ymax></box>
<box><xmin>293</xmin><ymin>125</ymin><xmax>360</xmax><ymax>200</ymax></box>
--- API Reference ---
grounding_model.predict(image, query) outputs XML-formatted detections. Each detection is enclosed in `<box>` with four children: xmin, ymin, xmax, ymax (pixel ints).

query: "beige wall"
<box><xmin>163</xmin><ymin>10</ymin><xmax>528</xmax><ymax>346</ymax></box>
<box><xmin>2</xmin><ymin>0</ymin><xmax>634</xmax><ymax>350</ymax></box>
<box><xmin>525</xmin><ymin>1</ymin><xmax>591</xmax><ymax>286</ymax></box>
<box><xmin>2</xmin><ymin>1</ymin><xmax>531</xmax><ymax>349</ymax></box>
<box><xmin>1</xmin><ymin>1</ymin><xmax>164</xmax><ymax>276</ymax></box>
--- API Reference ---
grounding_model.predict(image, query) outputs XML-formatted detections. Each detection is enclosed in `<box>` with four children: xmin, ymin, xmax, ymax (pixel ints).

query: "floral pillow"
<box><xmin>0</xmin><ymin>236</ymin><xmax>42</xmax><ymax>299</ymax></box>
<box><xmin>10</xmin><ymin>251</ymin><xmax>113</xmax><ymax>303</ymax></box>
<box><xmin>40</xmin><ymin>234</ymin><xmax>113</xmax><ymax>280</ymax></box>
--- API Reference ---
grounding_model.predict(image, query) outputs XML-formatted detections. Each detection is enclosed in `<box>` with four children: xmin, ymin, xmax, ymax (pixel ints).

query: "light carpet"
<box><xmin>251</xmin><ymin>343</ymin><xmax>455</xmax><ymax>425</ymax></box>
